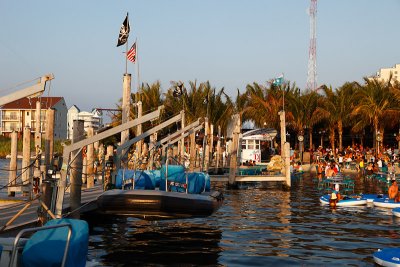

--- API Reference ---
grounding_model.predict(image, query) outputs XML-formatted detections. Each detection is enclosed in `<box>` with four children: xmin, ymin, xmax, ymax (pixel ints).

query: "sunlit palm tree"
<box><xmin>351</xmin><ymin>77</ymin><xmax>400</xmax><ymax>149</ymax></box>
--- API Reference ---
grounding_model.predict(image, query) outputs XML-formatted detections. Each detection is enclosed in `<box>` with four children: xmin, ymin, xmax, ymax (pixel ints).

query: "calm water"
<box><xmin>1</xmin><ymin>159</ymin><xmax>399</xmax><ymax>266</ymax></box>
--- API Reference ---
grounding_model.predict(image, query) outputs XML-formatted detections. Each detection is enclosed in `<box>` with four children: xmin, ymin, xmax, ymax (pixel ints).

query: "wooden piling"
<box><xmin>70</xmin><ymin>120</ymin><xmax>84</xmax><ymax>219</ymax></box>
<box><xmin>210</xmin><ymin>124</ymin><xmax>214</xmax><ymax>167</ymax></box>
<box><xmin>189</xmin><ymin>131</ymin><xmax>196</xmax><ymax>172</ymax></box>
<box><xmin>86</xmin><ymin>127</ymin><xmax>94</xmax><ymax>188</ymax></box>
<box><xmin>35</xmin><ymin>100</ymin><xmax>42</xmax><ymax>150</ymax></box>
<box><xmin>8</xmin><ymin>131</ymin><xmax>17</xmax><ymax>197</ymax></box>
<box><xmin>121</xmin><ymin>73</ymin><xmax>131</xmax><ymax>152</ymax></box>
<box><xmin>216</xmin><ymin>126</ymin><xmax>221</xmax><ymax>170</ymax></box>
<box><xmin>40</xmin><ymin>108</ymin><xmax>55</xmax><ymax>224</ymax></box>
<box><xmin>228</xmin><ymin>114</ymin><xmax>240</xmax><ymax>186</ymax></box>
<box><xmin>180</xmin><ymin>110</ymin><xmax>185</xmax><ymax>162</ymax></box>
<box><xmin>204</xmin><ymin>118</ymin><xmax>210</xmax><ymax>172</ymax></box>
<box><xmin>44</xmin><ymin>108</ymin><xmax>55</xmax><ymax>168</ymax></box>
<box><xmin>22</xmin><ymin>126</ymin><xmax>31</xmax><ymax>197</ymax></box>
<box><xmin>136</xmin><ymin>101</ymin><xmax>142</xmax><ymax>156</ymax></box>
<box><xmin>284</xmin><ymin>142</ymin><xmax>291</xmax><ymax>188</ymax></box>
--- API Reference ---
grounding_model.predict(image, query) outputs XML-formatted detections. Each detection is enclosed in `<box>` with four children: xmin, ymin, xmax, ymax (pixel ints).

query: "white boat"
<box><xmin>373</xmin><ymin>248</ymin><xmax>400</xmax><ymax>267</ymax></box>
<box><xmin>373</xmin><ymin>198</ymin><xmax>400</xmax><ymax>208</ymax></box>
<box><xmin>319</xmin><ymin>194</ymin><xmax>367</xmax><ymax>207</ymax></box>
<box><xmin>360</xmin><ymin>194</ymin><xmax>387</xmax><ymax>203</ymax></box>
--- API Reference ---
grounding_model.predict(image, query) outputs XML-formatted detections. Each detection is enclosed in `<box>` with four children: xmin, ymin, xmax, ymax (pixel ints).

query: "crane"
<box><xmin>0</xmin><ymin>74</ymin><xmax>54</xmax><ymax>106</ymax></box>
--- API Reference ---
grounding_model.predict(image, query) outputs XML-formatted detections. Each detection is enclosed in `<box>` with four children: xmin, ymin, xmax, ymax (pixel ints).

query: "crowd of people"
<box><xmin>312</xmin><ymin>144</ymin><xmax>398</xmax><ymax>176</ymax></box>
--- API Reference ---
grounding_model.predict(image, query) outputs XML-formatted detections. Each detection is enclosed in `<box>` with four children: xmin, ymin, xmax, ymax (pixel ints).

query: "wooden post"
<box><xmin>189</xmin><ymin>131</ymin><xmax>196</xmax><ymax>172</ymax></box>
<box><xmin>216</xmin><ymin>125</ymin><xmax>221</xmax><ymax>171</ymax></box>
<box><xmin>180</xmin><ymin>110</ymin><xmax>185</xmax><ymax>162</ymax></box>
<box><xmin>121</xmin><ymin>73</ymin><xmax>131</xmax><ymax>155</ymax></box>
<box><xmin>44</xmin><ymin>108</ymin><xmax>55</xmax><ymax>168</ymax></box>
<box><xmin>284</xmin><ymin>142</ymin><xmax>291</xmax><ymax>188</ymax></box>
<box><xmin>22</xmin><ymin>126</ymin><xmax>31</xmax><ymax>197</ymax></box>
<box><xmin>228</xmin><ymin>114</ymin><xmax>240</xmax><ymax>186</ymax></box>
<box><xmin>8</xmin><ymin>131</ymin><xmax>17</xmax><ymax>197</ymax></box>
<box><xmin>136</xmin><ymin>101</ymin><xmax>142</xmax><ymax>156</ymax></box>
<box><xmin>86</xmin><ymin>127</ymin><xmax>94</xmax><ymax>188</ymax></box>
<box><xmin>204</xmin><ymin>118</ymin><xmax>210</xmax><ymax>172</ymax></box>
<box><xmin>33</xmin><ymin>100</ymin><xmax>42</xmax><ymax>195</ymax></box>
<box><xmin>210</xmin><ymin>124</ymin><xmax>214</xmax><ymax>167</ymax></box>
<box><xmin>35</xmin><ymin>100</ymin><xmax>42</xmax><ymax>150</ymax></box>
<box><xmin>40</xmin><ymin>108</ymin><xmax>55</xmax><ymax>224</ymax></box>
<box><xmin>70</xmin><ymin>120</ymin><xmax>84</xmax><ymax>219</ymax></box>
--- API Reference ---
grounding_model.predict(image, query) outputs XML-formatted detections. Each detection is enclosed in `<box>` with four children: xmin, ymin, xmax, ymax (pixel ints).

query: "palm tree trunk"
<box><xmin>309</xmin><ymin>127</ymin><xmax>313</xmax><ymax>151</ymax></box>
<box><xmin>330</xmin><ymin>128</ymin><xmax>336</xmax><ymax>157</ymax></box>
<box><xmin>338</xmin><ymin>121</ymin><xmax>343</xmax><ymax>151</ymax></box>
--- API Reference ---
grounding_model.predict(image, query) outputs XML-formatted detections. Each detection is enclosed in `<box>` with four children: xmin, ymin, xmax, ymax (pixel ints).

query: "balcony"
<box><xmin>2</xmin><ymin>115</ymin><xmax>20</xmax><ymax>121</ymax></box>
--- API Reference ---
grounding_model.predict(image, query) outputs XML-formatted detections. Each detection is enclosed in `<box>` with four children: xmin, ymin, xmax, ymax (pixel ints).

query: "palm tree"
<box><xmin>351</xmin><ymin>77</ymin><xmax>400</xmax><ymax>150</ymax></box>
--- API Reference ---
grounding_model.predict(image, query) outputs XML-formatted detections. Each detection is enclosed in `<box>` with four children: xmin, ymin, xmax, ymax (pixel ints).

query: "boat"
<box><xmin>319</xmin><ymin>194</ymin><xmax>367</xmax><ymax>207</ymax></box>
<box><xmin>393</xmin><ymin>207</ymin><xmax>400</xmax><ymax>217</ymax></box>
<box><xmin>373</xmin><ymin>248</ymin><xmax>400</xmax><ymax>267</ymax></box>
<box><xmin>0</xmin><ymin>218</ymin><xmax>89</xmax><ymax>267</ymax></box>
<box><xmin>373</xmin><ymin>198</ymin><xmax>400</xmax><ymax>208</ymax></box>
<box><xmin>360</xmin><ymin>193</ymin><xmax>387</xmax><ymax>203</ymax></box>
<box><xmin>97</xmin><ymin>165</ymin><xmax>224</xmax><ymax>220</ymax></box>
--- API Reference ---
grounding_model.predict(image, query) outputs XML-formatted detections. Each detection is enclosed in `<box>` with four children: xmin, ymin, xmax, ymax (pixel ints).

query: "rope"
<box><xmin>0</xmin><ymin>154</ymin><xmax>41</xmax><ymax>190</ymax></box>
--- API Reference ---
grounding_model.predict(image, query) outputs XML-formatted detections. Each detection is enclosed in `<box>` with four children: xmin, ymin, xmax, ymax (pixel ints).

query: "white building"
<box><xmin>67</xmin><ymin>106</ymin><xmax>103</xmax><ymax>139</ymax></box>
<box><xmin>372</xmin><ymin>64</ymin><xmax>400</xmax><ymax>83</ymax></box>
<box><xmin>0</xmin><ymin>97</ymin><xmax>68</xmax><ymax>140</ymax></box>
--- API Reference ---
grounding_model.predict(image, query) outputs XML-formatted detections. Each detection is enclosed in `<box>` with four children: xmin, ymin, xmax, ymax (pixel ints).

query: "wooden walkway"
<box><xmin>210</xmin><ymin>174</ymin><xmax>286</xmax><ymax>182</ymax></box>
<box><xmin>0</xmin><ymin>184</ymin><xmax>103</xmax><ymax>236</ymax></box>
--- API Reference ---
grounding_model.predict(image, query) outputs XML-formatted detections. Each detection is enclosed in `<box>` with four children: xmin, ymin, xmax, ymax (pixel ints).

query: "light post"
<box><xmin>319</xmin><ymin>130</ymin><xmax>325</xmax><ymax>148</ymax></box>
<box><xmin>298</xmin><ymin>132</ymin><xmax>304</xmax><ymax>166</ymax></box>
<box><xmin>377</xmin><ymin>131</ymin><xmax>382</xmax><ymax>156</ymax></box>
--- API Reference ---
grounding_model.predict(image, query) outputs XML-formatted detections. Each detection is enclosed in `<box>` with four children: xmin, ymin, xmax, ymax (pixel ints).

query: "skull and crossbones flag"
<box><xmin>173</xmin><ymin>82</ymin><xmax>184</xmax><ymax>97</ymax></box>
<box><xmin>117</xmin><ymin>13</ymin><xmax>130</xmax><ymax>47</ymax></box>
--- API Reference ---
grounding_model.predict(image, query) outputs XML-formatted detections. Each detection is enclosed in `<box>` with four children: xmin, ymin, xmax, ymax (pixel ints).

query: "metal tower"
<box><xmin>306</xmin><ymin>0</ymin><xmax>317</xmax><ymax>91</ymax></box>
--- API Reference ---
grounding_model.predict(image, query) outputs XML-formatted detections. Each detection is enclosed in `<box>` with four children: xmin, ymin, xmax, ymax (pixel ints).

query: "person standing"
<box><xmin>389</xmin><ymin>180</ymin><xmax>399</xmax><ymax>201</ymax></box>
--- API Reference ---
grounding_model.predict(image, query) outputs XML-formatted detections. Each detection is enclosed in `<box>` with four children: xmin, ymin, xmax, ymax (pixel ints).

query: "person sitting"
<box><xmin>365</xmin><ymin>163</ymin><xmax>374</xmax><ymax>175</ymax></box>
<box><xmin>317</xmin><ymin>163</ymin><xmax>323</xmax><ymax>179</ymax></box>
<box><xmin>325</xmin><ymin>166</ymin><xmax>335</xmax><ymax>178</ymax></box>
<box><xmin>389</xmin><ymin>180</ymin><xmax>399</xmax><ymax>202</ymax></box>
<box><xmin>330</xmin><ymin>191</ymin><xmax>338</xmax><ymax>208</ymax></box>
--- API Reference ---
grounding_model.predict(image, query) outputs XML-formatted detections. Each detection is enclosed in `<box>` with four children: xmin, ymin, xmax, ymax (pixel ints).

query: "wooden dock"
<box><xmin>0</xmin><ymin>185</ymin><xmax>103</xmax><ymax>236</ymax></box>
<box><xmin>210</xmin><ymin>174</ymin><xmax>286</xmax><ymax>182</ymax></box>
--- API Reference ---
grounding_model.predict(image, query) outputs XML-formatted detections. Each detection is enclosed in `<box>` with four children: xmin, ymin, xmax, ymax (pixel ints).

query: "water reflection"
<box><xmin>85</xmin><ymin>173</ymin><xmax>400</xmax><ymax>266</ymax></box>
<box><xmin>86</xmin><ymin>216</ymin><xmax>222</xmax><ymax>266</ymax></box>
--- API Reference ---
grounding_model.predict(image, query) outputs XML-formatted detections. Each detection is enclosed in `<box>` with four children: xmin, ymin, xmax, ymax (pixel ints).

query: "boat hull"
<box><xmin>373</xmin><ymin>199</ymin><xmax>400</xmax><ymax>209</ymax></box>
<box><xmin>319</xmin><ymin>195</ymin><xmax>367</xmax><ymax>207</ymax></box>
<box><xmin>97</xmin><ymin>189</ymin><xmax>224</xmax><ymax>220</ymax></box>
<box><xmin>373</xmin><ymin>248</ymin><xmax>400</xmax><ymax>267</ymax></box>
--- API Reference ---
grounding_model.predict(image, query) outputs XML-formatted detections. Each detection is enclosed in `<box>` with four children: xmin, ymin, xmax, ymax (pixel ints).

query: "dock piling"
<box><xmin>70</xmin><ymin>120</ymin><xmax>84</xmax><ymax>219</ymax></box>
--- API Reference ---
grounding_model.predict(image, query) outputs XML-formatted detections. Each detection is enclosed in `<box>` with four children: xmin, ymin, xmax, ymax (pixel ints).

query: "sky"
<box><xmin>0</xmin><ymin>0</ymin><xmax>399</xmax><ymax>118</ymax></box>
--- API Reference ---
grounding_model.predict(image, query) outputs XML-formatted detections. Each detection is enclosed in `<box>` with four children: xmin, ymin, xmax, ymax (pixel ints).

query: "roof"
<box><xmin>1</xmin><ymin>97</ymin><xmax>63</xmax><ymax>109</ymax></box>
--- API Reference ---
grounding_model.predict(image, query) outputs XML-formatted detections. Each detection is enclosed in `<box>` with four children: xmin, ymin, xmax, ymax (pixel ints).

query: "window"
<box><xmin>255</xmin><ymin>140</ymin><xmax>260</xmax><ymax>149</ymax></box>
<box><xmin>242</xmin><ymin>140</ymin><xmax>246</xmax><ymax>150</ymax></box>
<box><xmin>248</xmin><ymin>140</ymin><xmax>255</xmax><ymax>150</ymax></box>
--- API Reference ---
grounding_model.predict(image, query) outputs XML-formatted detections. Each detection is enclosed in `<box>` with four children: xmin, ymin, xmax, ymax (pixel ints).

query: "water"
<box><xmin>85</xmin><ymin>175</ymin><xmax>399</xmax><ymax>266</ymax></box>
<box><xmin>1</xmin><ymin>159</ymin><xmax>399</xmax><ymax>266</ymax></box>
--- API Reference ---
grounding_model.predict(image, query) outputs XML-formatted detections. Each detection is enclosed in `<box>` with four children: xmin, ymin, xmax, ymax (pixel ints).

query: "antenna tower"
<box><xmin>306</xmin><ymin>0</ymin><xmax>317</xmax><ymax>91</ymax></box>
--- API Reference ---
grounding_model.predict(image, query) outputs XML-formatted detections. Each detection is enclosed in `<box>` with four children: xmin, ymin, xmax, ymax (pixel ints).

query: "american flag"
<box><xmin>127</xmin><ymin>42</ymin><xmax>136</xmax><ymax>63</ymax></box>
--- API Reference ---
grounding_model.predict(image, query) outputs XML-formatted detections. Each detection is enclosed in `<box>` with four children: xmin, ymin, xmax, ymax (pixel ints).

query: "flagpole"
<box><xmin>125</xmin><ymin>41</ymin><xmax>128</xmax><ymax>74</ymax></box>
<box><xmin>136</xmin><ymin>38</ymin><xmax>140</xmax><ymax>100</ymax></box>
